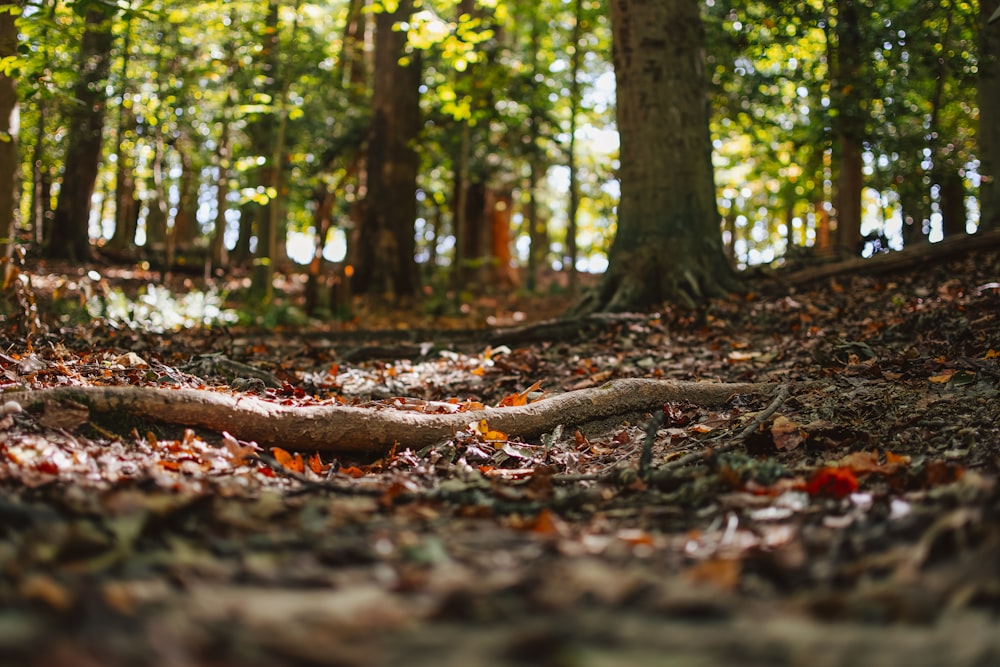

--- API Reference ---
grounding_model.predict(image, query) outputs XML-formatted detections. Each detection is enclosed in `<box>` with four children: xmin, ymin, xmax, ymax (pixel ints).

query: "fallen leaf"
<box><xmin>308</xmin><ymin>452</ymin><xmax>330</xmax><ymax>475</ymax></box>
<box><xmin>114</xmin><ymin>352</ymin><xmax>149</xmax><ymax>368</ymax></box>
<box><xmin>806</xmin><ymin>467</ymin><xmax>859</xmax><ymax>498</ymax></box>
<box><xmin>271</xmin><ymin>447</ymin><xmax>305</xmax><ymax>473</ymax></box>
<box><xmin>221</xmin><ymin>431</ymin><xmax>259</xmax><ymax>464</ymax></box>
<box><xmin>928</xmin><ymin>369</ymin><xmax>956</xmax><ymax>383</ymax></box>
<box><xmin>499</xmin><ymin>380</ymin><xmax>544</xmax><ymax>407</ymax></box>
<box><xmin>770</xmin><ymin>415</ymin><xmax>803</xmax><ymax>451</ymax></box>
<box><xmin>20</xmin><ymin>574</ymin><xmax>73</xmax><ymax>611</ymax></box>
<box><xmin>685</xmin><ymin>557</ymin><xmax>741</xmax><ymax>591</ymax></box>
<box><xmin>472</xmin><ymin>419</ymin><xmax>507</xmax><ymax>443</ymax></box>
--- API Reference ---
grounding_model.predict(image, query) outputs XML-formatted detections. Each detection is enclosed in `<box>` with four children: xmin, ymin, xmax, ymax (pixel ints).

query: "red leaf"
<box><xmin>806</xmin><ymin>467</ymin><xmax>859</xmax><ymax>498</ymax></box>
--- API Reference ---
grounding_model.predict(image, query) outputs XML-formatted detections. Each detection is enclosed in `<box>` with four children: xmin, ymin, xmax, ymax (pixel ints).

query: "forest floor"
<box><xmin>1</xmin><ymin>247</ymin><xmax>1000</xmax><ymax>667</ymax></box>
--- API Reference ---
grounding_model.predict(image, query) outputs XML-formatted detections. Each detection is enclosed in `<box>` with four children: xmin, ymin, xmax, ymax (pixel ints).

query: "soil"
<box><xmin>1</xmin><ymin>248</ymin><xmax>999</xmax><ymax>667</ymax></box>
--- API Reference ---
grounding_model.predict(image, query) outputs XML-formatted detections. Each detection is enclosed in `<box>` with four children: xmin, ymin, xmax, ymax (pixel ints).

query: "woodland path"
<box><xmin>1</xmin><ymin>243</ymin><xmax>1000</xmax><ymax>666</ymax></box>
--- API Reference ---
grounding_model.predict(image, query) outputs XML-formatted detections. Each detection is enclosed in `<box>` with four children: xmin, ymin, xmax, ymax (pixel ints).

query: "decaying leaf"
<box><xmin>770</xmin><ymin>415</ymin><xmax>803</xmax><ymax>451</ymax></box>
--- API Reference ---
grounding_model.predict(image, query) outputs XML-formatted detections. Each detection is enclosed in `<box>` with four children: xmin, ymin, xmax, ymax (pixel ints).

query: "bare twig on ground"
<box><xmin>654</xmin><ymin>383</ymin><xmax>791</xmax><ymax>475</ymax></box>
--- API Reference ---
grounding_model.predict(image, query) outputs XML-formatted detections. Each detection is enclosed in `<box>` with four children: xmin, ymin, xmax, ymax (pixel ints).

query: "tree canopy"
<box><xmin>2</xmin><ymin>0</ymin><xmax>996</xmax><ymax>309</ymax></box>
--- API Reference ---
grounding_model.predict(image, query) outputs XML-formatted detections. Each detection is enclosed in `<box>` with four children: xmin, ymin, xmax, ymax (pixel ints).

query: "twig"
<box><xmin>638</xmin><ymin>410</ymin><xmax>664</xmax><ymax>479</ymax></box>
<box><xmin>660</xmin><ymin>382</ymin><xmax>790</xmax><ymax>472</ymax></box>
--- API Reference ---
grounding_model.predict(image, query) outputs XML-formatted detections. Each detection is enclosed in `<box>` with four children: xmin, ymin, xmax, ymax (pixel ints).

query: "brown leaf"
<box><xmin>770</xmin><ymin>415</ymin><xmax>803</xmax><ymax>451</ymax></box>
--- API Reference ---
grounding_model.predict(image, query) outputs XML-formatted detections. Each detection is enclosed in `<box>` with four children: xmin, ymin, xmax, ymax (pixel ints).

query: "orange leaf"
<box><xmin>929</xmin><ymin>369</ymin><xmax>956</xmax><ymax>383</ymax></box>
<box><xmin>339</xmin><ymin>465</ymin><xmax>365</xmax><ymax>478</ymax></box>
<box><xmin>473</xmin><ymin>419</ymin><xmax>507</xmax><ymax>443</ymax></box>
<box><xmin>499</xmin><ymin>380</ymin><xmax>543</xmax><ymax>407</ymax></box>
<box><xmin>527</xmin><ymin>508</ymin><xmax>559</xmax><ymax>535</ymax></box>
<box><xmin>884</xmin><ymin>450</ymin><xmax>910</xmax><ymax>466</ymax></box>
<box><xmin>271</xmin><ymin>447</ymin><xmax>305</xmax><ymax>473</ymax></box>
<box><xmin>686</xmin><ymin>557</ymin><xmax>741</xmax><ymax>591</ymax></box>
<box><xmin>308</xmin><ymin>452</ymin><xmax>330</xmax><ymax>475</ymax></box>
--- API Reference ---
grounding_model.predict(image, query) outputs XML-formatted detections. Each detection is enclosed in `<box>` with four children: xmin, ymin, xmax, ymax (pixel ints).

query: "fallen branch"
<box><xmin>4</xmin><ymin>379</ymin><xmax>775</xmax><ymax>456</ymax></box>
<box><xmin>778</xmin><ymin>228</ymin><xmax>1000</xmax><ymax>287</ymax></box>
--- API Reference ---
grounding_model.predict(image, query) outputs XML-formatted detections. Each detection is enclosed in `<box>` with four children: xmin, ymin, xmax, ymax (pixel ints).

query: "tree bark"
<box><xmin>589</xmin><ymin>0</ymin><xmax>735</xmax><ymax>312</ymax></box>
<box><xmin>830</xmin><ymin>0</ymin><xmax>866</xmax><ymax>256</ymax></box>
<box><xmin>938</xmin><ymin>167</ymin><xmax>966</xmax><ymax>238</ymax></box>
<box><xmin>981</xmin><ymin>0</ymin><xmax>1000</xmax><ymax>231</ymax></box>
<box><xmin>47</xmin><ymin>8</ymin><xmax>114</xmax><ymax>262</ymax></box>
<box><xmin>0</xmin><ymin>1</ymin><xmax>20</xmax><ymax>258</ymax></box>
<box><xmin>352</xmin><ymin>0</ymin><xmax>421</xmax><ymax>300</ymax></box>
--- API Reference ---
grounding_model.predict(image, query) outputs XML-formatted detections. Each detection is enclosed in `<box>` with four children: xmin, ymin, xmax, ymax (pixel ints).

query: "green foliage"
<box><xmin>13</xmin><ymin>0</ymin><xmax>991</xmax><ymax>290</ymax></box>
<box><xmin>88</xmin><ymin>284</ymin><xmax>238</xmax><ymax>331</ymax></box>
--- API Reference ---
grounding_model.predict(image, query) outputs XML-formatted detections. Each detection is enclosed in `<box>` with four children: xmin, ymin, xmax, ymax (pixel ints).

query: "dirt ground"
<box><xmin>1</xmin><ymin>247</ymin><xmax>999</xmax><ymax>666</ymax></box>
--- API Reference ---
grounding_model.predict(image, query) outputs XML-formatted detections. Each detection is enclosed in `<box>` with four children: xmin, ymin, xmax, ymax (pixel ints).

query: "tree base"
<box><xmin>579</xmin><ymin>238</ymin><xmax>738</xmax><ymax>313</ymax></box>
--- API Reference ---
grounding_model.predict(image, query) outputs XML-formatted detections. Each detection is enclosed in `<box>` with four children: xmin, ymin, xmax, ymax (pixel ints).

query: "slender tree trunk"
<box><xmin>249</xmin><ymin>1</ymin><xmax>282</xmax><ymax>302</ymax></box>
<box><xmin>29</xmin><ymin>0</ymin><xmax>57</xmax><ymax>247</ymax></box>
<box><xmin>0</xmin><ymin>1</ymin><xmax>20</xmax><ymax>258</ymax></box>
<box><xmin>565</xmin><ymin>0</ymin><xmax>583</xmax><ymax>292</ymax></box>
<box><xmin>938</xmin><ymin>167</ymin><xmax>966</xmax><ymax>238</ymax></box>
<box><xmin>211</xmin><ymin>114</ymin><xmax>232</xmax><ymax>271</ymax></box>
<box><xmin>834</xmin><ymin>135</ymin><xmax>864</xmax><ymax>253</ymax></box>
<box><xmin>145</xmin><ymin>137</ymin><xmax>169</xmax><ymax>256</ymax></box>
<box><xmin>586</xmin><ymin>0</ymin><xmax>734</xmax><ymax>312</ymax></box>
<box><xmin>171</xmin><ymin>143</ymin><xmax>199</xmax><ymax>256</ymax></box>
<box><xmin>830</xmin><ymin>0</ymin><xmax>866</xmax><ymax>256</ymax></box>
<box><xmin>107</xmin><ymin>104</ymin><xmax>140</xmax><ymax>255</ymax></box>
<box><xmin>525</xmin><ymin>5</ymin><xmax>543</xmax><ymax>292</ymax></box>
<box><xmin>980</xmin><ymin>0</ymin><xmax>1000</xmax><ymax>231</ymax></box>
<box><xmin>352</xmin><ymin>0</ymin><xmax>421</xmax><ymax>300</ymax></box>
<box><xmin>47</xmin><ymin>8</ymin><xmax>114</xmax><ymax>261</ymax></box>
<box><xmin>107</xmin><ymin>3</ymin><xmax>139</xmax><ymax>256</ymax></box>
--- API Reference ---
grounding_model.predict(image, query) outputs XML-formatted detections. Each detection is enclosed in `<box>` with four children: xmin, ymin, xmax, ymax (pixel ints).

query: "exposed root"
<box><xmin>4</xmin><ymin>378</ymin><xmax>777</xmax><ymax>457</ymax></box>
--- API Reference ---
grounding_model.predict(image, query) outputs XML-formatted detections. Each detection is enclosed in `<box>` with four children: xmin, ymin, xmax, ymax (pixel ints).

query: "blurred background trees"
<box><xmin>1</xmin><ymin>0</ymin><xmax>996</xmax><ymax>312</ymax></box>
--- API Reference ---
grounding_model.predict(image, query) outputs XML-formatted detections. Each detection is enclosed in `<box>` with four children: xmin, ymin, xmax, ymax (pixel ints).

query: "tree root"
<box><xmin>4</xmin><ymin>379</ymin><xmax>777</xmax><ymax>457</ymax></box>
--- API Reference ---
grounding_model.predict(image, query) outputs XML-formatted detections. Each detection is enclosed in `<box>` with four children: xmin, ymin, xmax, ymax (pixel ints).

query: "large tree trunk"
<box><xmin>351</xmin><ymin>0</ymin><xmax>421</xmax><ymax>300</ymax></box>
<box><xmin>588</xmin><ymin>0</ymin><xmax>734</xmax><ymax>312</ymax></box>
<box><xmin>47</xmin><ymin>8</ymin><xmax>113</xmax><ymax>262</ymax></box>
<box><xmin>0</xmin><ymin>1</ymin><xmax>20</xmax><ymax>258</ymax></box>
<box><xmin>981</xmin><ymin>0</ymin><xmax>1000</xmax><ymax>231</ymax></box>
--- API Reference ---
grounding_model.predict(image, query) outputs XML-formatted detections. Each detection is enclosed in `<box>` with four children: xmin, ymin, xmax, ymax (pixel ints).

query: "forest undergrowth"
<box><xmin>1</xmin><ymin>250</ymin><xmax>999</xmax><ymax>667</ymax></box>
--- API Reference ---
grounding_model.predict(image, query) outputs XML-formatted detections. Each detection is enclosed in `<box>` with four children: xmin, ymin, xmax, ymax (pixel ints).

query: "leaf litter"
<box><xmin>1</xmin><ymin>251</ymin><xmax>1000</xmax><ymax>666</ymax></box>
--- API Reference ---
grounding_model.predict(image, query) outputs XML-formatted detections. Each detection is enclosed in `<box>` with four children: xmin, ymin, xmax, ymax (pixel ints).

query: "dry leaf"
<box><xmin>770</xmin><ymin>415</ymin><xmax>803</xmax><ymax>451</ymax></box>
<box><xmin>928</xmin><ymin>369</ymin><xmax>957</xmax><ymax>383</ymax></box>
<box><xmin>271</xmin><ymin>447</ymin><xmax>305</xmax><ymax>473</ymax></box>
